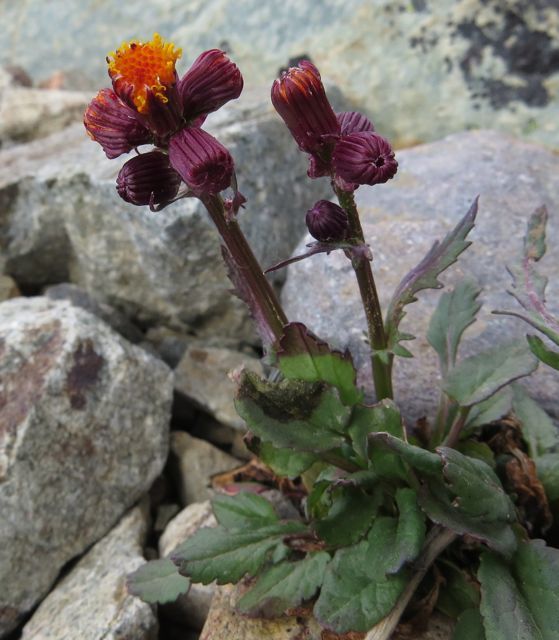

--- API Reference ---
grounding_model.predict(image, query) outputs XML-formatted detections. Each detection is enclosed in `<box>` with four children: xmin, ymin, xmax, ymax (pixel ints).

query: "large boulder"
<box><xmin>0</xmin><ymin>1</ymin><xmax>557</xmax><ymax>148</ymax></box>
<box><xmin>0</xmin><ymin>297</ymin><xmax>172</xmax><ymax>636</ymax></box>
<box><xmin>20</xmin><ymin>504</ymin><xmax>158</xmax><ymax>640</ymax></box>
<box><xmin>282</xmin><ymin>130</ymin><xmax>559</xmax><ymax>426</ymax></box>
<box><xmin>0</xmin><ymin>87</ymin><xmax>90</xmax><ymax>147</ymax></box>
<box><xmin>0</xmin><ymin>89</ymin><xmax>327</xmax><ymax>342</ymax></box>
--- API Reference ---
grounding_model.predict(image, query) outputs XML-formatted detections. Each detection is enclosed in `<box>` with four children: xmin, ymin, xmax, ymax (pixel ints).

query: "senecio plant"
<box><xmin>85</xmin><ymin>35</ymin><xmax>559</xmax><ymax>639</ymax></box>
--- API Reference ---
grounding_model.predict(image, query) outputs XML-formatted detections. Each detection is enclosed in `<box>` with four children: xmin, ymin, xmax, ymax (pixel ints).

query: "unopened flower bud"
<box><xmin>271</xmin><ymin>61</ymin><xmax>339</xmax><ymax>167</ymax></box>
<box><xmin>333</xmin><ymin>132</ymin><xmax>398</xmax><ymax>187</ymax></box>
<box><xmin>179</xmin><ymin>49</ymin><xmax>243</xmax><ymax>121</ymax></box>
<box><xmin>116</xmin><ymin>151</ymin><xmax>181</xmax><ymax>206</ymax></box>
<box><xmin>168</xmin><ymin>127</ymin><xmax>234</xmax><ymax>196</ymax></box>
<box><xmin>306</xmin><ymin>200</ymin><xmax>348</xmax><ymax>242</ymax></box>
<box><xmin>84</xmin><ymin>89</ymin><xmax>151</xmax><ymax>159</ymax></box>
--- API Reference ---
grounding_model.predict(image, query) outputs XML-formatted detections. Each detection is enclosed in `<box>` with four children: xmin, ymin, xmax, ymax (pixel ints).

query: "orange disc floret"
<box><xmin>107</xmin><ymin>33</ymin><xmax>182</xmax><ymax>114</ymax></box>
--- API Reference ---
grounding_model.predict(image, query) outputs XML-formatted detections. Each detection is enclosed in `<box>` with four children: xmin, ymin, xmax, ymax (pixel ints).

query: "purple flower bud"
<box><xmin>337</xmin><ymin>111</ymin><xmax>375</xmax><ymax>135</ymax></box>
<box><xmin>116</xmin><ymin>151</ymin><xmax>182</xmax><ymax>206</ymax></box>
<box><xmin>168</xmin><ymin>127</ymin><xmax>234</xmax><ymax>196</ymax></box>
<box><xmin>271</xmin><ymin>61</ymin><xmax>339</xmax><ymax>164</ymax></box>
<box><xmin>84</xmin><ymin>89</ymin><xmax>151</xmax><ymax>159</ymax></box>
<box><xmin>306</xmin><ymin>200</ymin><xmax>348</xmax><ymax>242</ymax></box>
<box><xmin>179</xmin><ymin>49</ymin><xmax>244</xmax><ymax>121</ymax></box>
<box><xmin>333</xmin><ymin>132</ymin><xmax>398</xmax><ymax>187</ymax></box>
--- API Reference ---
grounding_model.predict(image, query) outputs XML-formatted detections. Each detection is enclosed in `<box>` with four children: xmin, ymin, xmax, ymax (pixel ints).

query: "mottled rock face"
<box><xmin>1</xmin><ymin>1</ymin><xmax>558</xmax><ymax>148</ymax></box>
<box><xmin>0</xmin><ymin>297</ymin><xmax>172</xmax><ymax>636</ymax></box>
<box><xmin>174</xmin><ymin>346</ymin><xmax>264</xmax><ymax>430</ymax></box>
<box><xmin>282</xmin><ymin>130</ymin><xmax>559</xmax><ymax>426</ymax></box>
<box><xmin>20</xmin><ymin>505</ymin><xmax>158</xmax><ymax>640</ymax></box>
<box><xmin>0</xmin><ymin>89</ymin><xmax>327</xmax><ymax>342</ymax></box>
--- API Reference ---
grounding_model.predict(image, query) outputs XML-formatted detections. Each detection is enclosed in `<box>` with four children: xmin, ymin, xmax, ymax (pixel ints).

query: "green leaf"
<box><xmin>257</xmin><ymin>441</ymin><xmax>318</xmax><ymax>478</ymax></box>
<box><xmin>368</xmin><ymin>432</ymin><xmax>443</xmax><ymax>476</ymax></box>
<box><xmin>420</xmin><ymin>480</ymin><xmax>517</xmax><ymax>558</ymax></box>
<box><xmin>314</xmin><ymin>517</ymin><xmax>408</xmax><ymax>633</ymax></box>
<box><xmin>478</xmin><ymin>541</ymin><xmax>559</xmax><ymax>640</ymax></box>
<box><xmin>512</xmin><ymin>384</ymin><xmax>559</xmax><ymax>458</ymax></box>
<box><xmin>386</xmin><ymin>488</ymin><xmax>426</xmax><ymax>574</ymax></box>
<box><xmin>427</xmin><ymin>279</ymin><xmax>482</xmax><ymax>376</ymax></box>
<box><xmin>277</xmin><ymin>323</ymin><xmax>362</xmax><ymax>406</ymax></box>
<box><xmin>422</xmin><ymin>447</ymin><xmax>517</xmax><ymax>557</ymax></box>
<box><xmin>438</xmin><ymin>447</ymin><xmax>515</xmax><ymax>523</ymax></box>
<box><xmin>127</xmin><ymin>558</ymin><xmax>190</xmax><ymax>604</ymax></box>
<box><xmin>236</xmin><ymin>552</ymin><xmax>330</xmax><ymax>617</ymax></box>
<box><xmin>527</xmin><ymin>335</ymin><xmax>559</xmax><ymax>370</ymax></box>
<box><xmin>465</xmin><ymin>386</ymin><xmax>513</xmax><ymax>429</ymax></box>
<box><xmin>385</xmin><ymin>198</ymin><xmax>478</xmax><ymax>354</ymax></box>
<box><xmin>171</xmin><ymin>521</ymin><xmax>306</xmax><ymax>585</ymax></box>
<box><xmin>347</xmin><ymin>400</ymin><xmax>407</xmax><ymax>479</ymax></box>
<box><xmin>444</xmin><ymin>340</ymin><xmax>538</xmax><ymax>408</ymax></box>
<box><xmin>453</xmin><ymin>609</ymin><xmax>486</xmax><ymax>640</ymax></box>
<box><xmin>212</xmin><ymin>493</ymin><xmax>278</xmax><ymax>530</ymax></box>
<box><xmin>437</xmin><ymin>560</ymin><xmax>480</xmax><ymax>619</ymax></box>
<box><xmin>314</xmin><ymin>486</ymin><xmax>380</xmax><ymax>547</ymax></box>
<box><xmin>456</xmin><ymin>440</ymin><xmax>496</xmax><ymax>468</ymax></box>
<box><xmin>235</xmin><ymin>371</ymin><xmax>350</xmax><ymax>453</ymax></box>
<box><xmin>536</xmin><ymin>454</ymin><xmax>559</xmax><ymax>502</ymax></box>
<box><xmin>478</xmin><ymin>552</ymin><xmax>540</xmax><ymax>640</ymax></box>
<box><xmin>368</xmin><ymin>435</ymin><xmax>517</xmax><ymax>556</ymax></box>
<box><xmin>513</xmin><ymin>539</ymin><xmax>559</xmax><ymax>639</ymax></box>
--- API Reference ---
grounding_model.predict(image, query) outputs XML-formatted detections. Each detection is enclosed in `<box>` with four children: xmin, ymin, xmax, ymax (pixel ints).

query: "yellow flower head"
<box><xmin>107</xmin><ymin>33</ymin><xmax>182</xmax><ymax>114</ymax></box>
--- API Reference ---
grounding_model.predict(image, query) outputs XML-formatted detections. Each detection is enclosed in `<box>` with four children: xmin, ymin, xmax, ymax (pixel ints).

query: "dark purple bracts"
<box><xmin>337</xmin><ymin>111</ymin><xmax>375</xmax><ymax>136</ymax></box>
<box><xmin>116</xmin><ymin>151</ymin><xmax>182</xmax><ymax>206</ymax></box>
<box><xmin>84</xmin><ymin>89</ymin><xmax>151</xmax><ymax>159</ymax></box>
<box><xmin>271</xmin><ymin>61</ymin><xmax>340</xmax><ymax>178</ymax></box>
<box><xmin>85</xmin><ymin>35</ymin><xmax>244</xmax><ymax>205</ymax></box>
<box><xmin>333</xmin><ymin>131</ymin><xmax>398</xmax><ymax>187</ymax></box>
<box><xmin>179</xmin><ymin>49</ymin><xmax>244</xmax><ymax>122</ymax></box>
<box><xmin>169</xmin><ymin>128</ymin><xmax>234</xmax><ymax>196</ymax></box>
<box><xmin>306</xmin><ymin>200</ymin><xmax>349</xmax><ymax>242</ymax></box>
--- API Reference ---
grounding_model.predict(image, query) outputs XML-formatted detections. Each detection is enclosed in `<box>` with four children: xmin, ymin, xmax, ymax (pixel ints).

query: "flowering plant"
<box><xmin>86</xmin><ymin>35</ymin><xmax>559</xmax><ymax>639</ymax></box>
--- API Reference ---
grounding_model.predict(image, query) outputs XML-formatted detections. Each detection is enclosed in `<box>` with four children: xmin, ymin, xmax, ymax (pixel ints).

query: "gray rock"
<box><xmin>200</xmin><ymin>584</ymin><xmax>324</xmax><ymax>640</ymax></box>
<box><xmin>170</xmin><ymin>432</ymin><xmax>240</xmax><ymax>505</ymax></box>
<box><xmin>282</xmin><ymin>130</ymin><xmax>559</xmax><ymax>426</ymax></box>
<box><xmin>159</xmin><ymin>501</ymin><xmax>218</xmax><ymax>631</ymax></box>
<box><xmin>174</xmin><ymin>346</ymin><xmax>264</xmax><ymax>429</ymax></box>
<box><xmin>0</xmin><ymin>88</ymin><xmax>326</xmax><ymax>341</ymax></box>
<box><xmin>0</xmin><ymin>297</ymin><xmax>172</xmax><ymax>636</ymax></box>
<box><xmin>20</xmin><ymin>504</ymin><xmax>158</xmax><ymax>640</ymax></box>
<box><xmin>0</xmin><ymin>274</ymin><xmax>19</xmax><ymax>301</ymax></box>
<box><xmin>45</xmin><ymin>283</ymin><xmax>144</xmax><ymax>344</ymax></box>
<box><xmin>1</xmin><ymin>1</ymin><xmax>558</xmax><ymax>148</ymax></box>
<box><xmin>0</xmin><ymin>87</ymin><xmax>89</xmax><ymax>147</ymax></box>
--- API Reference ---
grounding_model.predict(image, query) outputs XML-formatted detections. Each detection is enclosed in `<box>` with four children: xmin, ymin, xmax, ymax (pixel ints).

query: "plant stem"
<box><xmin>442</xmin><ymin>406</ymin><xmax>470</xmax><ymax>448</ymax></box>
<box><xmin>201</xmin><ymin>194</ymin><xmax>288</xmax><ymax>348</ymax></box>
<box><xmin>364</xmin><ymin>527</ymin><xmax>457</xmax><ymax>640</ymax></box>
<box><xmin>335</xmin><ymin>187</ymin><xmax>393</xmax><ymax>400</ymax></box>
<box><xmin>430</xmin><ymin>391</ymin><xmax>451</xmax><ymax>447</ymax></box>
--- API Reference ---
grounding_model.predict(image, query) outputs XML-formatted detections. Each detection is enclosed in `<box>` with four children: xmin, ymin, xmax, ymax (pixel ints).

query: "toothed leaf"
<box><xmin>444</xmin><ymin>340</ymin><xmax>538</xmax><ymax>408</ymax></box>
<box><xmin>277</xmin><ymin>322</ymin><xmax>362</xmax><ymax>406</ymax></box>
<box><xmin>385</xmin><ymin>198</ymin><xmax>478</xmax><ymax>354</ymax></box>
<box><xmin>127</xmin><ymin>558</ymin><xmax>190</xmax><ymax>605</ymax></box>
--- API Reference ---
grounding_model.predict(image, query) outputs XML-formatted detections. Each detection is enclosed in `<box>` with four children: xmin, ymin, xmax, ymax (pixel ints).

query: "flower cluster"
<box><xmin>271</xmin><ymin>61</ymin><xmax>397</xmax><ymax>189</ymax></box>
<box><xmin>84</xmin><ymin>34</ymin><xmax>243</xmax><ymax>208</ymax></box>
